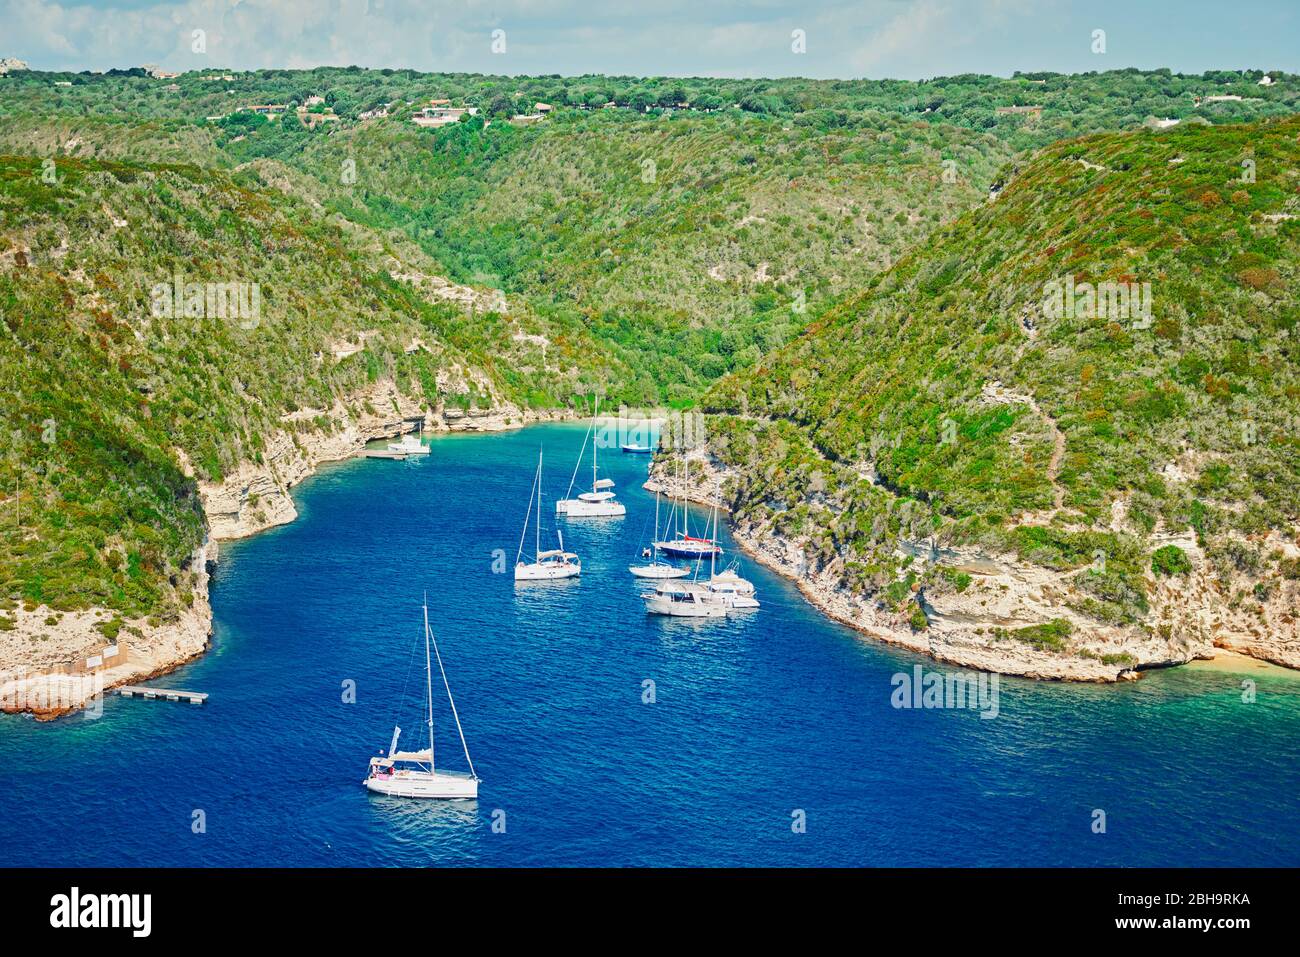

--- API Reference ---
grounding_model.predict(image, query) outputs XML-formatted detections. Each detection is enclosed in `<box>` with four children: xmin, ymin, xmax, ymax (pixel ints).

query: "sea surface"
<box><xmin>2</xmin><ymin>422</ymin><xmax>1298</xmax><ymax>866</ymax></box>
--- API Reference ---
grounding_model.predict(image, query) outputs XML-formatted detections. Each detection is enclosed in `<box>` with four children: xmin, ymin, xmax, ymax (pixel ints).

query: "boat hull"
<box><xmin>365</xmin><ymin>772</ymin><xmax>478</xmax><ymax>799</ymax></box>
<box><xmin>556</xmin><ymin>499</ymin><xmax>626</xmax><ymax>517</ymax></box>
<box><xmin>515</xmin><ymin>562</ymin><xmax>581</xmax><ymax>580</ymax></box>
<box><xmin>644</xmin><ymin>594</ymin><xmax>726</xmax><ymax>617</ymax></box>
<box><xmin>629</xmin><ymin>564</ymin><xmax>690</xmax><ymax>579</ymax></box>
<box><xmin>656</xmin><ymin>541</ymin><xmax>722</xmax><ymax>559</ymax></box>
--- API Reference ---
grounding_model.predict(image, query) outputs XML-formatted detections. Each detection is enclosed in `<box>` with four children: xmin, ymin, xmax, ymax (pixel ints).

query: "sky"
<box><xmin>2</xmin><ymin>0</ymin><xmax>1297</xmax><ymax>80</ymax></box>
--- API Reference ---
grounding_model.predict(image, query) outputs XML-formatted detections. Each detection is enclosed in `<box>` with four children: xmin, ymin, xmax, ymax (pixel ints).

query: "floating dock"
<box><xmin>357</xmin><ymin>449</ymin><xmax>415</xmax><ymax>460</ymax></box>
<box><xmin>116</xmin><ymin>685</ymin><xmax>208</xmax><ymax>705</ymax></box>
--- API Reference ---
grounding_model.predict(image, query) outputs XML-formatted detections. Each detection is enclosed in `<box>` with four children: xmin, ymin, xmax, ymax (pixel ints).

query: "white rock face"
<box><xmin>1</xmin><ymin>372</ymin><xmax>573</xmax><ymax>717</ymax></box>
<box><xmin>0</xmin><ymin>540</ymin><xmax>214</xmax><ymax>720</ymax></box>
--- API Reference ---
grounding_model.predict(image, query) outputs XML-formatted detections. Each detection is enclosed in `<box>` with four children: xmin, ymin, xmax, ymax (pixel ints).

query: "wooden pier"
<box><xmin>116</xmin><ymin>685</ymin><xmax>208</xmax><ymax>705</ymax></box>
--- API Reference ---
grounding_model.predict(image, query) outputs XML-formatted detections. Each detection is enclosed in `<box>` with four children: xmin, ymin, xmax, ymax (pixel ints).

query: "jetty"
<box><xmin>357</xmin><ymin>448</ymin><xmax>415</xmax><ymax>460</ymax></box>
<box><xmin>115</xmin><ymin>685</ymin><xmax>208</xmax><ymax>705</ymax></box>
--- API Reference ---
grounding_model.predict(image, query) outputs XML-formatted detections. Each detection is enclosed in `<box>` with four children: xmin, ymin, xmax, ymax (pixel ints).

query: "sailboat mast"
<box><xmin>423</xmin><ymin>600</ymin><xmax>435</xmax><ymax>772</ymax></box>
<box><xmin>682</xmin><ymin>458</ymin><xmax>691</xmax><ymax>538</ymax></box>
<box><xmin>710</xmin><ymin>493</ymin><xmax>719</xmax><ymax>578</ymax></box>
<box><xmin>591</xmin><ymin>395</ymin><xmax>599</xmax><ymax>492</ymax></box>
<box><xmin>536</xmin><ymin>449</ymin><xmax>542</xmax><ymax>559</ymax></box>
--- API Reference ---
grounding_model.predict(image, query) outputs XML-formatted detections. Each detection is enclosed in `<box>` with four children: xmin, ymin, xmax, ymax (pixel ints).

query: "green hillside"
<box><xmin>703</xmin><ymin>115</ymin><xmax>1300</xmax><ymax>633</ymax></box>
<box><xmin>1</xmin><ymin>65</ymin><xmax>1298</xmax><ymax>638</ymax></box>
<box><xmin>0</xmin><ymin>153</ymin><xmax>612</xmax><ymax>629</ymax></box>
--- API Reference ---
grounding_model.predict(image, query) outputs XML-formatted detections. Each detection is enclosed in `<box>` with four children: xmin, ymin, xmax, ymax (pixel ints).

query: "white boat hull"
<box><xmin>515</xmin><ymin>562</ymin><xmax>581</xmax><ymax>580</ymax></box>
<box><xmin>643</xmin><ymin>588</ymin><xmax>727</xmax><ymax>617</ymax></box>
<box><xmin>365</xmin><ymin>771</ymin><xmax>479</xmax><ymax>799</ymax></box>
<box><xmin>629</xmin><ymin>564</ymin><xmax>690</xmax><ymax>579</ymax></box>
<box><xmin>713</xmin><ymin>594</ymin><xmax>760</xmax><ymax>608</ymax></box>
<box><xmin>556</xmin><ymin>499</ymin><xmax>626</xmax><ymax>517</ymax></box>
<box><xmin>644</xmin><ymin>595</ymin><xmax>726</xmax><ymax>617</ymax></box>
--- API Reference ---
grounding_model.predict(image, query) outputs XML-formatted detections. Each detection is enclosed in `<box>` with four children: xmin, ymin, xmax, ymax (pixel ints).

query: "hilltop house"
<box><xmin>411</xmin><ymin>100</ymin><xmax>478</xmax><ymax>127</ymax></box>
<box><xmin>995</xmin><ymin>105</ymin><xmax>1043</xmax><ymax>118</ymax></box>
<box><xmin>298</xmin><ymin>110</ymin><xmax>339</xmax><ymax>129</ymax></box>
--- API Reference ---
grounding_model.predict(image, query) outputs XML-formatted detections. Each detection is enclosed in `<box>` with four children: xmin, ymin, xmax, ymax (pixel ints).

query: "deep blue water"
<box><xmin>2</xmin><ymin>422</ymin><xmax>1299</xmax><ymax>867</ymax></box>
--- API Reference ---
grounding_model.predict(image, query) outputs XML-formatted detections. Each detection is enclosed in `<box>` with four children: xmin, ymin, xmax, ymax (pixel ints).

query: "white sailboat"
<box><xmin>386</xmin><ymin>431</ymin><xmax>429</xmax><ymax>455</ymax></box>
<box><xmin>556</xmin><ymin>397</ymin><xmax>626</xmax><ymax>518</ymax></box>
<box><xmin>645</xmin><ymin>492</ymin><xmax>727</xmax><ymax>617</ymax></box>
<box><xmin>516</xmin><ymin>448</ymin><xmax>581</xmax><ymax>581</ymax></box>
<box><xmin>629</xmin><ymin>490</ymin><xmax>688</xmax><ymax>579</ymax></box>
<box><xmin>654</xmin><ymin>458</ymin><xmax>722</xmax><ymax>559</ymax></box>
<box><xmin>364</xmin><ymin>602</ymin><xmax>479</xmax><ymax>799</ymax></box>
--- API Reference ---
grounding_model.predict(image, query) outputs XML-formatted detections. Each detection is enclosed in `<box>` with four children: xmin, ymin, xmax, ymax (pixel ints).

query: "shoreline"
<box><xmin>645</xmin><ymin>452</ymin><xmax>1300</xmax><ymax>683</ymax></box>
<box><xmin>6</xmin><ymin>414</ymin><xmax>1292</xmax><ymax>719</ymax></box>
<box><xmin>0</xmin><ymin>387</ymin><xmax>577</xmax><ymax>720</ymax></box>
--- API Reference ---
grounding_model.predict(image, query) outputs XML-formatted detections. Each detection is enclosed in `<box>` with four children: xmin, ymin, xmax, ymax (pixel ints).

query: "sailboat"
<box><xmin>654</xmin><ymin>458</ymin><xmax>723</xmax><ymax>559</ymax></box>
<box><xmin>644</xmin><ymin>492</ymin><xmax>726</xmax><ymax>617</ymax></box>
<box><xmin>629</xmin><ymin>490</ymin><xmax>689</xmax><ymax>579</ymax></box>
<box><xmin>515</xmin><ymin>448</ymin><xmax>581</xmax><ymax>581</ymax></box>
<box><xmin>386</xmin><ymin>431</ymin><xmax>429</xmax><ymax>455</ymax></box>
<box><xmin>364</xmin><ymin>601</ymin><xmax>479</xmax><ymax>799</ymax></box>
<box><xmin>556</xmin><ymin>397</ymin><xmax>626</xmax><ymax>518</ymax></box>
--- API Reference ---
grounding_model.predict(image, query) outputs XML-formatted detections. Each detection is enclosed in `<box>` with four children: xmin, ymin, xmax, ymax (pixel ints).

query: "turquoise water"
<box><xmin>1</xmin><ymin>422</ymin><xmax>1298</xmax><ymax>866</ymax></box>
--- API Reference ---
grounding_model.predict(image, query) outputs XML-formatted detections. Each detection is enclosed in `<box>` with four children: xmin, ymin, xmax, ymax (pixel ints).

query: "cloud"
<box><xmin>0</xmin><ymin>0</ymin><xmax>1293</xmax><ymax>79</ymax></box>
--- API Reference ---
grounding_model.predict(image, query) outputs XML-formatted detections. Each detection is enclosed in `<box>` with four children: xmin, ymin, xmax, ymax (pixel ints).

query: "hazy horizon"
<box><xmin>2</xmin><ymin>0</ymin><xmax>1297</xmax><ymax>82</ymax></box>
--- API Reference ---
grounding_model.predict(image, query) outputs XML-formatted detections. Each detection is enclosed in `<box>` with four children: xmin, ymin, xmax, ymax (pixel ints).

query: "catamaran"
<box><xmin>364</xmin><ymin>602</ymin><xmax>479</xmax><ymax>799</ymax></box>
<box><xmin>516</xmin><ymin>448</ymin><xmax>581</xmax><ymax>581</ymax></box>
<box><xmin>654</xmin><ymin>458</ymin><xmax>723</xmax><ymax>559</ymax></box>
<box><xmin>629</xmin><ymin>490</ymin><xmax>689</xmax><ymax>579</ymax></box>
<box><xmin>556</xmin><ymin>397</ymin><xmax>626</xmax><ymax>518</ymax></box>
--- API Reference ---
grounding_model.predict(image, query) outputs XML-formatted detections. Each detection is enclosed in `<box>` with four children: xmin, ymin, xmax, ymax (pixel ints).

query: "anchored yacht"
<box><xmin>707</xmin><ymin>563</ymin><xmax>760</xmax><ymax>608</ymax></box>
<box><xmin>364</xmin><ymin>602</ymin><xmax>480</xmax><ymax>799</ymax></box>
<box><xmin>556</xmin><ymin>398</ymin><xmax>626</xmax><ymax>518</ymax></box>
<box><xmin>642</xmin><ymin>580</ymin><xmax>726</xmax><ymax>617</ymax></box>
<box><xmin>386</xmin><ymin>432</ymin><xmax>429</xmax><ymax>455</ymax></box>
<box><xmin>629</xmin><ymin>490</ymin><xmax>689</xmax><ymax>579</ymax></box>
<box><xmin>515</xmin><ymin>448</ymin><xmax>581</xmax><ymax>581</ymax></box>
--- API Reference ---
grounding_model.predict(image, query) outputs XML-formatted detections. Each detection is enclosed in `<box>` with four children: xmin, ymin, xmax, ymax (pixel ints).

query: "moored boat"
<box><xmin>516</xmin><ymin>448</ymin><xmax>581</xmax><ymax>581</ymax></box>
<box><xmin>364</xmin><ymin>601</ymin><xmax>480</xmax><ymax>799</ymax></box>
<box><xmin>556</xmin><ymin>397</ymin><xmax>626</xmax><ymax>518</ymax></box>
<box><xmin>629</xmin><ymin>490</ymin><xmax>689</xmax><ymax>579</ymax></box>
